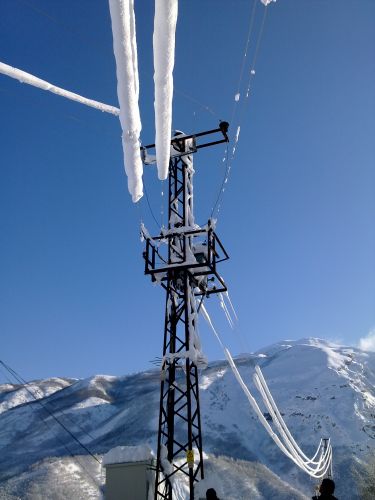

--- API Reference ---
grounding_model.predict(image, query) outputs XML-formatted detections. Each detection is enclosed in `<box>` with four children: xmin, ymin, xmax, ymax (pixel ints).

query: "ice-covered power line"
<box><xmin>253</xmin><ymin>369</ymin><xmax>332</xmax><ymax>476</ymax></box>
<box><xmin>153</xmin><ymin>0</ymin><xmax>178</xmax><ymax>180</ymax></box>
<box><xmin>109</xmin><ymin>0</ymin><xmax>143</xmax><ymax>203</ymax></box>
<box><xmin>200</xmin><ymin>304</ymin><xmax>333</xmax><ymax>479</ymax></box>
<box><xmin>253</xmin><ymin>366</ymin><xmax>325</xmax><ymax>465</ymax></box>
<box><xmin>0</xmin><ymin>61</ymin><xmax>120</xmax><ymax>115</ymax></box>
<box><xmin>212</xmin><ymin>0</ymin><xmax>274</xmax><ymax>221</ymax></box>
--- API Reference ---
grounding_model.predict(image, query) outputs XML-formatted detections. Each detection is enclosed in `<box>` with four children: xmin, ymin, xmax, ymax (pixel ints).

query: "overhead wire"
<box><xmin>143</xmin><ymin>180</ymin><xmax>161</xmax><ymax>231</ymax></box>
<box><xmin>0</xmin><ymin>364</ymin><xmax>16</xmax><ymax>386</ymax></box>
<box><xmin>211</xmin><ymin>2</ymin><xmax>270</xmax><ymax>221</ymax></box>
<box><xmin>0</xmin><ymin>361</ymin><xmax>103</xmax><ymax>489</ymax></box>
<box><xmin>199</xmin><ymin>304</ymin><xmax>333</xmax><ymax>479</ymax></box>
<box><xmin>10</xmin><ymin>0</ymin><xmax>222</xmax><ymax>239</ymax></box>
<box><xmin>254</xmin><ymin>366</ymin><xmax>327</xmax><ymax>465</ymax></box>
<box><xmin>231</xmin><ymin>0</ymin><xmax>259</xmax><ymax>127</ymax></box>
<box><xmin>253</xmin><ymin>370</ymin><xmax>332</xmax><ymax>474</ymax></box>
<box><xmin>0</xmin><ymin>360</ymin><xmax>97</xmax><ymax>442</ymax></box>
<box><xmin>0</xmin><ymin>360</ymin><xmax>101</xmax><ymax>464</ymax></box>
<box><xmin>16</xmin><ymin>0</ymin><xmax>217</xmax><ymax>123</ymax></box>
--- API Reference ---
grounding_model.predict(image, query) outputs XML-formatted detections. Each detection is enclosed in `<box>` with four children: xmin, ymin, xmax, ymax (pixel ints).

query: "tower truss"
<box><xmin>142</xmin><ymin>123</ymin><xmax>229</xmax><ymax>499</ymax></box>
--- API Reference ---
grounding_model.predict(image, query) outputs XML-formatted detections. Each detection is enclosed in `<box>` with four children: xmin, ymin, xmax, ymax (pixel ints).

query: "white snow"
<box><xmin>70</xmin><ymin>396</ymin><xmax>109</xmax><ymax>410</ymax></box>
<box><xmin>109</xmin><ymin>0</ymin><xmax>144</xmax><ymax>203</ymax></box>
<box><xmin>260</xmin><ymin>0</ymin><xmax>277</xmax><ymax>6</ymax></box>
<box><xmin>1</xmin><ymin>339</ymin><xmax>375</xmax><ymax>498</ymax></box>
<box><xmin>153</xmin><ymin>0</ymin><xmax>178</xmax><ymax>180</ymax></box>
<box><xmin>0</xmin><ymin>61</ymin><xmax>120</xmax><ymax>115</ymax></box>
<box><xmin>103</xmin><ymin>444</ymin><xmax>155</xmax><ymax>466</ymax></box>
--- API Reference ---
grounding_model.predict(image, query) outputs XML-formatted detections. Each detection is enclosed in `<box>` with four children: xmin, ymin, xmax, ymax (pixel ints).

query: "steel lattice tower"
<box><xmin>142</xmin><ymin>123</ymin><xmax>229</xmax><ymax>499</ymax></box>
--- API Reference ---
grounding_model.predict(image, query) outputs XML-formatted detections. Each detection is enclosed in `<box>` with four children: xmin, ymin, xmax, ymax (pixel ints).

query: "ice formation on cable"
<box><xmin>153</xmin><ymin>0</ymin><xmax>178</xmax><ymax>180</ymax></box>
<box><xmin>231</xmin><ymin>126</ymin><xmax>241</xmax><ymax>157</ymax></box>
<box><xmin>200</xmin><ymin>303</ymin><xmax>333</xmax><ymax>479</ymax></box>
<box><xmin>109</xmin><ymin>0</ymin><xmax>143</xmax><ymax>203</ymax></box>
<box><xmin>0</xmin><ymin>61</ymin><xmax>119</xmax><ymax>115</ymax></box>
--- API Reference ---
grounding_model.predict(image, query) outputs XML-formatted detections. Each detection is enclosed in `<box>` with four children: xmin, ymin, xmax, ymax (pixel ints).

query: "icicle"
<box><xmin>153</xmin><ymin>0</ymin><xmax>178</xmax><ymax>181</ymax></box>
<box><xmin>109</xmin><ymin>0</ymin><xmax>143</xmax><ymax>203</ymax></box>
<box><xmin>235</xmin><ymin>126</ymin><xmax>241</xmax><ymax>143</ymax></box>
<box><xmin>224</xmin><ymin>291</ymin><xmax>239</xmax><ymax>322</ymax></box>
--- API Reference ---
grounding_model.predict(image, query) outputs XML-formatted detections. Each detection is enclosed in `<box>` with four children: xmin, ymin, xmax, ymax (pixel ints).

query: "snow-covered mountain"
<box><xmin>0</xmin><ymin>338</ymin><xmax>374</xmax><ymax>499</ymax></box>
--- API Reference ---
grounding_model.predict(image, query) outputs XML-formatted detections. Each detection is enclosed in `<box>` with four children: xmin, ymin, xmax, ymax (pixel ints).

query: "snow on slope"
<box><xmin>0</xmin><ymin>377</ymin><xmax>74</xmax><ymax>414</ymax></box>
<box><xmin>0</xmin><ymin>339</ymin><xmax>374</xmax><ymax>499</ymax></box>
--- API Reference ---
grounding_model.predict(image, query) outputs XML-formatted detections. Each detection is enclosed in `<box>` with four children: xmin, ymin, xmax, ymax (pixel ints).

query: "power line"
<box><xmin>231</xmin><ymin>0</ymin><xmax>258</xmax><ymax>127</ymax></box>
<box><xmin>0</xmin><ymin>362</ymin><xmax>102</xmax><ymax>489</ymax></box>
<box><xmin>16</xmin><ymin>0</ymin><xmax>217</xmax><ymax>121</ymax></box>
<box><xmin>143</xmin><ymin>180</ymin><xmax>161</xmax><ymax>230</ymax></box>
<box><xmin>211</xmin><ymin>3</ymin><xmax>270</xmax><ymax>221</ymax></box>
<box><xmin>0</xmin><ymin>360</ymin><xmax>101</xmax><ymax>464</ymax></box>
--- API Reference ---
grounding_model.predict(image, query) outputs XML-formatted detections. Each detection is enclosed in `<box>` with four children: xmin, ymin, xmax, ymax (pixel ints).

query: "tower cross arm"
<box><xmin>140</xmin><ymin>121</ymin><xmax>229</xmax><ymax>164</ymax></box>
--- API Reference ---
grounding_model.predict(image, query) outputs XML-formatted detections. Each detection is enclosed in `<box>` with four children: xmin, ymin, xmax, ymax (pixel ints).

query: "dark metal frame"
<box><xmin>142</xmin><ymin>125</ymin><xmax>229</xmax><ymax>500</ymax></box>
<box><xmin>143</xmin><ymin>226</ymin><xmax>228</xmax><ymax>296</ymax></box>
<box><xmin>141</xmin><ymin>122</ymin><xmax>229</xmax><ymax>165</ymax></box>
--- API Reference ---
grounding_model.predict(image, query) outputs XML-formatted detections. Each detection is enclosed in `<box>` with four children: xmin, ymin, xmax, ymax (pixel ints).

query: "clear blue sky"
<box><xmin>0</xmin><ymin>0</ymin><xmax>374</xmax><ymax>382</ymax></box>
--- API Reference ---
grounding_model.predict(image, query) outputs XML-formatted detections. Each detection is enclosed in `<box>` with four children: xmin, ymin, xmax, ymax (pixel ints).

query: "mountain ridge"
<box><xmin>1</xmin><ymin>338</ymin><xmax>374</xmax><ymax>499</ymax></box>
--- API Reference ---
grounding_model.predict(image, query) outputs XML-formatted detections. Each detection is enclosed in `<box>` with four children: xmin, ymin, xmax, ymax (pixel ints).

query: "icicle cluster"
<box><xmin>107</xmin><ymin>0</ymin><xmax>179</xmax><ymax>202</ymax></box>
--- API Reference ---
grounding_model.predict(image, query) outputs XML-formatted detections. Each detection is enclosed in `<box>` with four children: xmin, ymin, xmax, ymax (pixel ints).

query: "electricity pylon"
<box><xmin>142</xmin><ymin>123</ymin><xmax>229</xmax><ymax>499</ymax></box>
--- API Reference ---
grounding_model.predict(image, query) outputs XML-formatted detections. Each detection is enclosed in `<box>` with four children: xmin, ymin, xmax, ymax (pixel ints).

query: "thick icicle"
<box><xmin>153</xmin><ymin>0</ymin><xmax>178</xmax><ymax>180</ymax></box>
<box><xmin>109</xmin><ymin>0</ymin><xmax>143</xmax><ymax>203</ymax></box>
<box><xmin>0</xmin><ymin>61</ymin><xmax>119</xmax><ymax>115</ymax></box>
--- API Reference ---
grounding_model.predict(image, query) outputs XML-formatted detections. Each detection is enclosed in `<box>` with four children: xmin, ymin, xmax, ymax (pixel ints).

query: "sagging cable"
<box><xmin>254</xmin><ymin>366</ymin><xmax>326</xmax><ymax>465</ymax></box>
<box><xmin>253</xmin><ymin>372</ymin><xmax>330</xmax><ymax>473</ymax></box>
<box><xmin>200</xmin><ymin>304</ymin><xmax>333</xmax><ymax>478</ymax></box>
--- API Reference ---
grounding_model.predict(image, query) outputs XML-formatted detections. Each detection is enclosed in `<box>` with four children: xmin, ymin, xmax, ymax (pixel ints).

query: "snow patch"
<box><xmin>260</xmin><ymin>0</ymin><xmax>277</xmax><ymax>6</ymax></box>
<box><xmin>103</xmin><ymin>444</ymin><xmax>155</xmax><ymax>466</ymax></box>
<box><xmin>70</xmin><ymin>396</ymin><xmax>109</xmax><ymax>410</ymax></box>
